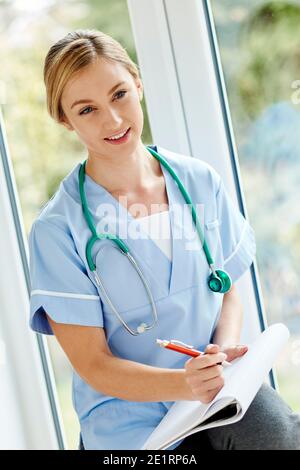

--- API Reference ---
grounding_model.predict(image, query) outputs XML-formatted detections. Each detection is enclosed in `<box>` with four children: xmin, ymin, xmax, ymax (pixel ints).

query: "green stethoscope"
<box><xmin>79</xmin><ymin>145</ymin><xmax>232</xmax><ymax>336</ymax></box>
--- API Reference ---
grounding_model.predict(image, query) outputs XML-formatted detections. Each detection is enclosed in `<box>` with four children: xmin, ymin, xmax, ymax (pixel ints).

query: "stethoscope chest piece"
<box><xmin>208</xmin><ymin>269</ymin><xmax>232</xmax><ymax>293</ymax></box>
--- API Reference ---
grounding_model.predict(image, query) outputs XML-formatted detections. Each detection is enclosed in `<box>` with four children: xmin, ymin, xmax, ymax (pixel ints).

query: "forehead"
<box><xmin>62</xmin><ymin>58</ymin><xmax>132</xmax><ymax>105</ymax></box>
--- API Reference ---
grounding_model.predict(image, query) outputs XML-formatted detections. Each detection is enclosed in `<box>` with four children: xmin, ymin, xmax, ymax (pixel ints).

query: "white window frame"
<box><xmin>0</xmin><ymin>107</ymin><xmax>66</xmax><ymax>449</ymax></box>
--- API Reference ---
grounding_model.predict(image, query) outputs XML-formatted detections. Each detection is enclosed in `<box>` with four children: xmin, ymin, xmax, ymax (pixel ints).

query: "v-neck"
<box><xmin>83</xmin><ymin>146</ymin><xmax>188</xmax><ymax>297</ymax></box>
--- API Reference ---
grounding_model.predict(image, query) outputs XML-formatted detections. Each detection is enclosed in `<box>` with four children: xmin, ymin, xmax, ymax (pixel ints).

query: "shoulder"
<box><xmin>29</xmin><ymin>162</ymin><xmax>82</xmax><ymax>239</ymax></box>
<box><xmin>156</xmin><ymin>145</ymin><xmax>221</xmax><ymax>193</ymax></box>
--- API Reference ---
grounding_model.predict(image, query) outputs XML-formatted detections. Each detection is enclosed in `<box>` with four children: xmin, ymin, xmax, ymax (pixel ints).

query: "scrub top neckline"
<box><xmin>137</xmin><ymin>209</ymin><xmax>170</xmax><ymax>220</ymax></box>
<box><xmin>82</xmin><ymin>148</ymin><xmax>202</xmax><ymax>297</ymax></box>
<box><xmin>83</xmin><ymin>147</ymin><xmax>180</xmax><ymax>296</ymax></box>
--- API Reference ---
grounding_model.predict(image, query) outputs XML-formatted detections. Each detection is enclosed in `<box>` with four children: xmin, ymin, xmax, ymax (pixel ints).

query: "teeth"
<box><xmin>107</xmin><ymin>128</ymin><xmax>128</xmax><ymax>140</ymax></box>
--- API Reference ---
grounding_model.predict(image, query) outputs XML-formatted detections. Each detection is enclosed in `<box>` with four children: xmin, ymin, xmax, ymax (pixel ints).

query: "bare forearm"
<box><xmin>84</xmin><ymin>355</ymin><xmax>194</xmax><ymax>402</ymax></box>
<box><xmin>212</xmin><ymin>285</ymin><xmax>243</xmax><ymax>347</ymax></box>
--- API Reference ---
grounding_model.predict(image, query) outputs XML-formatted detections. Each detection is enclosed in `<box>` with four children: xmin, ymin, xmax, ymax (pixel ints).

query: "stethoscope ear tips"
<box><xmin>208</xmin><ymin>269</ymin><xmax>232</xmax><ymax>294</ymax></box>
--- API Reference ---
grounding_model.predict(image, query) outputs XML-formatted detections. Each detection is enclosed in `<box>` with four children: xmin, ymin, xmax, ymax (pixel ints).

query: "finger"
<box><xmin>226</xmin><ymin>345</ymin><xmax>248</xmax><ymax>353</ymax></box>
<box><xmin>235</xmin><ymin>345</ymin><xmax>248</xmax><ymax>355</ymax></box>
<box><xmin>193</xmin><ymin>376</ymin><xmax>224</xmax><ymax>398</ymax></box>
<box><xmin>205</xmin><ymin>375</ymin><xmax>225</xmax><ymax>391</ymax></box>
<box><xmin>203</xmin><ymin>389</ymin><xmax>220</xmax><ymax>404</ymax></box>
<box><xmin>186</xmin><ymin>364</ymin><xmax>223</xmax><ymax>383</ymax></box>
<box><xmin>186</xmin><ymin>352</ymin><xmax>227</xmax><ymax>370</ymax></box>
<box><xmin>205</xmin><ymin>343</ymin><xmax>220</xmax><ymax>354</ymax></box>
<box><xmin>227</xmin><ymin>345</ymin><xmax>248</xmax><ymax>360</ymax></box>
<box><xmin>199</xmin><ymin>364</ymin><xmax>224</xmax><ymax>382</ymax></box>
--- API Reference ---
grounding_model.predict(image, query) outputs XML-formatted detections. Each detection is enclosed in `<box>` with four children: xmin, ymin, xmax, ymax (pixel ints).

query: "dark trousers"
<box><xmin>78</xmin><ymin>384</ymin><xmax>300</xmax><ymax>450</ymax></box>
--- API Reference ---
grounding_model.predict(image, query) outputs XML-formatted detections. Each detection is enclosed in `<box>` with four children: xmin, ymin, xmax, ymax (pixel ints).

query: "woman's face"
<box><xmin>60</xmin><ymin>58</ymin><xmax>144</xmax><ymax>159</ymax></box>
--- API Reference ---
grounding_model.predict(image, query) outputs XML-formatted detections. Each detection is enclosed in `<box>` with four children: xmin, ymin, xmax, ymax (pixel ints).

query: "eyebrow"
<box><xmin>70</xmin><ymin>81</ymin><xmax>127</xmax><ymax>110</ymax></box>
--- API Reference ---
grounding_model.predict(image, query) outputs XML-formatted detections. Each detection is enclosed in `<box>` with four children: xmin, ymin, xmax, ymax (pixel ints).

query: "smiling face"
<box><xmin>60</xmin><ymin>57</ymin><xmax>144</xmax><ymax>159</ymax></box>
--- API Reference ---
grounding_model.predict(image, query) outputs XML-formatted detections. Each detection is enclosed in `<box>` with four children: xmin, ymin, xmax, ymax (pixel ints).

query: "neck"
<box><xmin>85</xmin><ymin>142</ymin><xmax>161</xmax><ymax>193</ymax></box>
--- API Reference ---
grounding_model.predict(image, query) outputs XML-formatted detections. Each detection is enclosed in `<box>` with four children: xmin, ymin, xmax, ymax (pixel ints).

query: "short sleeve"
<box><xmin>28</xmin><ymin>219</ymin><xmax>104</xmax><ymax>335</ymax></box>
<box><xmin>216</xmin><ymin>179</ymin><xmax>256</xmax><ymax>283</ymax></box>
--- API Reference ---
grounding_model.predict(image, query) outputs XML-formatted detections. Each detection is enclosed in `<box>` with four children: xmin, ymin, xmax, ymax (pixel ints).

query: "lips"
<box><xmin>104</xmin><ymin>127</ymin><xmax>130</xmax><ymax>140</ymax></box>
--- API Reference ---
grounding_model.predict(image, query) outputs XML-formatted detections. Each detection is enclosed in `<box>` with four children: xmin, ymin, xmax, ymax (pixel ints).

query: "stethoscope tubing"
<box><xmin>78</xmin><ymin>145</ymin><xmax>232</xmax><ymax>335</ymax></box>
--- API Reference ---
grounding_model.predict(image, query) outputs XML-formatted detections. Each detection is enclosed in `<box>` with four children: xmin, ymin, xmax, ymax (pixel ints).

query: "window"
<box><xmin>2</xmin><ymin>0</ymin><xmax>298</xmax><ymax>449</ymax></box>
<box><xmin>210</xmin><ymin>0</ymin><xmax>300</xmax><ymax>412</ymax></box>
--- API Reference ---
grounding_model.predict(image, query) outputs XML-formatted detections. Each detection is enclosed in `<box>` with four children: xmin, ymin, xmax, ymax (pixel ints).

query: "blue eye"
<box><xmin>115</xmin><ymin>90</ymin><xmax>127</xmax><ymax>99</ymax></box>
<box><xmin>79</xmin><ymin>90</ymin><xmax>127</xmax><ymax>116</ymax></box>
<box><xmin>80</xmin><ymin>106</ymin><xmax>93</xmax><ymax>115</ymax></box>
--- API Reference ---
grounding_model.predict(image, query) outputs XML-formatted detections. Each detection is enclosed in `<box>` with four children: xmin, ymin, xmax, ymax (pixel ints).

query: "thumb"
<box><xmin>224</xmin><ymin>345</ymin><xmax>248</xmax><ymax>362</ymax></box>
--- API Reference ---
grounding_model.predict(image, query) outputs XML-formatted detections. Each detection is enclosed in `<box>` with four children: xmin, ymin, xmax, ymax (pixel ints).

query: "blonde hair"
<box><xmin>43</xmin><ymin>29</ymin><xmax>140</xmax><ymax>123</ymax></box>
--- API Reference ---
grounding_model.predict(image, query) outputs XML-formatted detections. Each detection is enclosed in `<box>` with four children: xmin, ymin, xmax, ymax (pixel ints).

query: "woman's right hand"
<box><xmin>184</xmin><ymin>344</ymin><xmax>227</xmax><ymax>403</ymax></box>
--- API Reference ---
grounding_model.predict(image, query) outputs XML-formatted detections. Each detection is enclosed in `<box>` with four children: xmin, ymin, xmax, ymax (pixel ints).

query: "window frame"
<box><xmin>0</xmin><ymin>107</ymin><xmax>66</xmax><ymax>449</ymax></box>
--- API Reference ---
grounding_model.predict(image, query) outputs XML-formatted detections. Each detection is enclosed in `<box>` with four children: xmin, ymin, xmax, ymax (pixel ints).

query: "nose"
<box><xmin>102</xmin><ymin>107</ymin><xmax>123</xmax><ymax>133</ymax></box>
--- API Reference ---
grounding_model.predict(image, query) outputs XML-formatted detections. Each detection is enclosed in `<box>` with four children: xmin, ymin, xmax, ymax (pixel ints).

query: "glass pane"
<box><xmin>211</xmin><ymin>0</ymin><xmax>300</xmax><ymax>412</ymax></box>
<box><xmin>0</xmin><ymin>0</ymin><xmax>153</xmax><ymax>449</ymax></box>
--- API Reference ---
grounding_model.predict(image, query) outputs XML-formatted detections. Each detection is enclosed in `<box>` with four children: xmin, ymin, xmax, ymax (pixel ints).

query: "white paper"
<box><xmin>142</xmin><ymin>323</ymin><xmax>290</xmax><ymax>450</ymax></box>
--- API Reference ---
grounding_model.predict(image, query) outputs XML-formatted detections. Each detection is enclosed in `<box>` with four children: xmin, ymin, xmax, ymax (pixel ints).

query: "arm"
<box><xmin>47</xmin><ymin>314</ymin><xmax>193</xmax><ymax>402</ymax></box>
<box><xmin>211</xmin><ymin>284</ymin><xmax>248</xmax><ymax>361</ymax></box>
<box><xmin>47</xmin><ymin>314</ymin><xmax>226</xmax><ymax>404</ymax></box>
<box><xmin>212</xmin><ymin>284</ymin><xmax>243</xmax><ymax>347</ymax></box>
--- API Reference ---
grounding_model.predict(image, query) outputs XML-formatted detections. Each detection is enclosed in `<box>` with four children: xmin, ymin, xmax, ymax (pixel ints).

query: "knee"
<box><xmin>207</xmin><ymin>383</ymin><xmax>300</xmax><ymax>450</ymax></box>
<box><xmin>242</xmin><ymin>383</ymin><xmax>300</xmax><ymax>450</ymax></box>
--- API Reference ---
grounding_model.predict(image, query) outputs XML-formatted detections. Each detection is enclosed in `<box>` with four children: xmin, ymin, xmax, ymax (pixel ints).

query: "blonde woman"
<box><xmin>29</xmin><ymin>29</ymin><xmax>300</xmax><ymax>450</ymax></box>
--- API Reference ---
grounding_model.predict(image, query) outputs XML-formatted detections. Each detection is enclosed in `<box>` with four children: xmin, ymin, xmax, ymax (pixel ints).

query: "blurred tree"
<box><xmin>238</xmin><ymin>2</ymin><xmax>300</xmax><ymax>119</ymax></box>
<box><xmin>1</xmin><ymin>0</ymin><xmax>152</xmax><ymax>233</ymax></box>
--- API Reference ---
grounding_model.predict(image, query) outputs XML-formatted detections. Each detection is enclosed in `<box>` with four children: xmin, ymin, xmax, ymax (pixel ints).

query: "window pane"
<box><xmin>1</xmin><ymin>0</ymin><xmax>153</xmax><ymax>449</ymax></box>
<box><xmin>211</xmin><ymin>0</ymin><xmax>300</xmax><ymax>411</ymax></box>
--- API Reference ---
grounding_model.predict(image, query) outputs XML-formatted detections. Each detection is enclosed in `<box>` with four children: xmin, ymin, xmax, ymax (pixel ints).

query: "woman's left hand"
<box><xmin>219</xmin><ymin>344</ymin><xmax>248</xmax><ymax>362</ymax></box>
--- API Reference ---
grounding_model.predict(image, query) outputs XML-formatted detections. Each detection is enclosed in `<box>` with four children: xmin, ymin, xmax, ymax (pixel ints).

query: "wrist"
<box><xmin>179</xmin><ymin>369</ymin><xmax>197</xmax><ymax>401</ymax></box>
<box><xmin>212</xmin><ymin>335</ymin><xmax>241</xmax><ymax>350</ymax></box>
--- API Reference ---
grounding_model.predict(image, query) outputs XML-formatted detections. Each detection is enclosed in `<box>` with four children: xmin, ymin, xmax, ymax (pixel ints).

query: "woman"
<box><xmin>29</xmin><ymin>29</ymin><xmax>300</xmax><ymax>450</ymax></box>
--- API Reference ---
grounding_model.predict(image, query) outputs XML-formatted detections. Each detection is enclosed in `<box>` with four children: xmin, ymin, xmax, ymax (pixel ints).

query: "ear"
<box><xmin>135</xmin><ymin>77</ymin><xmax>144</xmax><ymax>101</ymax></box>
<box><xmin>60</xmin><ymin>115</ymin><xmax>74</xmax><ymax>131</ymax></box>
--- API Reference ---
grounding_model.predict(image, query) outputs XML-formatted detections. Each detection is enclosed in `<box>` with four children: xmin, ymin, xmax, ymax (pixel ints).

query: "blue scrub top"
<box><xmin>28</xmin><ymin>144</ymin><xmax>256</xmax><ymax>450</ymax></box>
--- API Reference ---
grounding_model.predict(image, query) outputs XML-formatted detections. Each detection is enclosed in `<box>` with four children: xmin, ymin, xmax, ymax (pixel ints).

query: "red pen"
<box><xmin>156</xmin><ymin>339</ymin><xmax>231</xmax><ymax>367</ymax></box>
